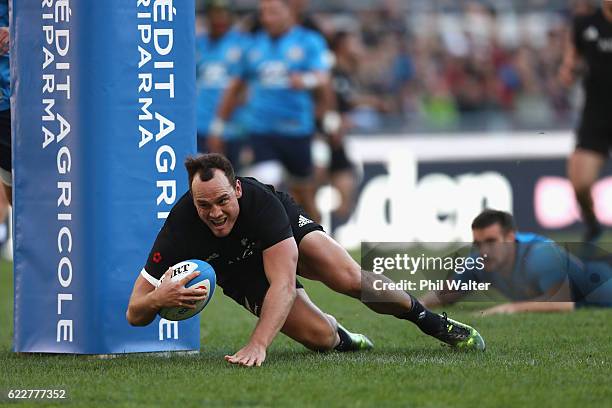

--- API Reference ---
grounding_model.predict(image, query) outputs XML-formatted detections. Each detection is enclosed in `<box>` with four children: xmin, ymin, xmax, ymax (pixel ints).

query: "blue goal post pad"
<box><xmin>12</xmin><ymin>0</ymin><xmax>198</xmax><ymax>354</ymax></box>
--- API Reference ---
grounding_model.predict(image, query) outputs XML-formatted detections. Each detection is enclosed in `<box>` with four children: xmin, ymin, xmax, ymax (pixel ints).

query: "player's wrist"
<box><xmin>249</xmin><ymin>326</ymin><xmax>274</xmax><ymax>349</ymax></box>
<box><xmin>322</xmin><ymin>111</ymin><xmax>342</xmax><ymax>134</ymax></box>
<box><xmin>209</xmin><ymin>117</ymin><xmax>226</xmax><ymax>138</ymax></box>
<box><xmin>147</xmin><ymin>288</ymin><xmax>165</xmax><ymax>311</ymax></box>
<box><xmin>247</xmin><ymin>337</ymin><xmax>268</xmax><ymax>350</ymax></box>
<box><xmin>301</xmin><ymin>72</ymin><xmax>320</xmax><ymax>89</ymax></box>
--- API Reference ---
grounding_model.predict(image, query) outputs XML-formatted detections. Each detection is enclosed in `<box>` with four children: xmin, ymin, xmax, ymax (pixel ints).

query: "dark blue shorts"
<box><xmin>250</xmin><ymin>134</ymin><xmax>313</xmax><ymax>179</ymax></box>
<box><xmin>573</xmin><ymin>260</ymin><xmax>612</xmax><ymax>308</ymax></box>
<box><xmin>197</xmin><ymin>134</ymin><xmax>249</xmax><ymax>172</ymax></box>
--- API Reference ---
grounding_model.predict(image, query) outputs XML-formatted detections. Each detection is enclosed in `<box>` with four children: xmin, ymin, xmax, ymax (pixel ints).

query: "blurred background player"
<box><xmin>243</xmin><ymin>0</ymin><xmax>355</xmax><ymax>221</ymax></box>
<box><xmin>323</xmin><ymin>30</ymin><xmax>393</xmax><ymax>219</ymax></box>
<box><xmin>559</xmin><ymin>0</ymin><xmax>612</xmax><ymax>242</ymax></box>
<box><xmin>0</xmin><ymin>0</ymin><xmax>11</xmax><ymax>258</ymax></box>
<box><xmin>243</xmin><ymin>0</ymin><xmax>323</xmax><ymax>34</ymax></box>
<box><xmin>213</xmin><ymin>0</ymin><xmax>331</xmax><ymax>222</ymax></box>
<box><xmin>196</xmin><ymin>0</ymin><xmax>251</xmax><ymax>171</ymax></box>
<box><xmin>420</xmin><ymin>209</ymin><xmax>612</xmax><ymax>315</ymax></box>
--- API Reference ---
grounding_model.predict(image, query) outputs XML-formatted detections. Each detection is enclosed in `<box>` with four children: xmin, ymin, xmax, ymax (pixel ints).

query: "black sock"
<box><xmin>399</xmin><ymin>295</ymin><xmax>445</xmax><ymax>336</ymax></box>
<box><xmin>334</xmin><ymin>325</ymin><xmax>353</xmax><ymax>352</ymax></box>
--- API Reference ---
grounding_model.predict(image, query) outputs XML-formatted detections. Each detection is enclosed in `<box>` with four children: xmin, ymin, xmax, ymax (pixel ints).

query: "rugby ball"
<box><xmin>158</xmin><ymin>259</ymin><xmax>216</xmax><ymax>321</ymax></box>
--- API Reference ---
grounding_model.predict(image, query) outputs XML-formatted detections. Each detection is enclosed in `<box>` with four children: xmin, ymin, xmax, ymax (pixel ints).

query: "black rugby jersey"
<box><xmin>141</xmin><ymin>177</ymin><xmax>293</xmax><ymax>290</ymax></box>
<box><xmin>573</xmin><ymin>8</ymin><xmax>612</xmax><ymax>112</ymax></box>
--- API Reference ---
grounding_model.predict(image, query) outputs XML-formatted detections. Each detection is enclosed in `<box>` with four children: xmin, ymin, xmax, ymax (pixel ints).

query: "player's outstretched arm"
<box><xmin>126</xmin><ymin>270</ymin><xmax>207</xmax><ymax>326</ymax></box>
<box><xmin>215</xmin><ymin>78</ymin><xmax>247</xmax><ymax>123</ymax></box>
<box><xmin>480</xmin><ymin>301</ymin><xmax>575</xmax><ymax>316</ymax></box>
<box><xmin>208</xmin><ymin>78</ymin><xmax>248</xmax><ymax>153</ymax></box>
<box><xmin>479</xmin><ymin>278</ymin><xmax>575</xmax><ymax>315</ymax></box>
<box><xmin>225</xmin><ymin>238</ymin><xmax>298</xmax><ymax>367</ymax></box>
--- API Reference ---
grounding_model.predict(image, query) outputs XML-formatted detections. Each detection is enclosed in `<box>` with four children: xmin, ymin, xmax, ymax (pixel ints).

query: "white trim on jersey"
<box><xmin>141</xmin><ymin>269</ymin><xmax>161</xmax><ymax>288</ymax></box>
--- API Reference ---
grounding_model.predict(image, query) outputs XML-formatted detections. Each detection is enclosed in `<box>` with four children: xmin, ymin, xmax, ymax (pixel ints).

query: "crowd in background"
<box><xmin>217</xmin><ymin>0</ymin><xmax>596</xmax><ymax>133</ymax></box>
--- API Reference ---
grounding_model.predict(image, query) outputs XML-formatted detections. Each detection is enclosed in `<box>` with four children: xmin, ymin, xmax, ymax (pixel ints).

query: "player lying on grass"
<box><xmin>126</xmin><ymin>154</ymin><xmax>485</xmax><ymax>367</ymax></box>
<box><xmin>421</xmin><ymin>209</ymin><xmax>612</xmax><ymax>315</ymax></box>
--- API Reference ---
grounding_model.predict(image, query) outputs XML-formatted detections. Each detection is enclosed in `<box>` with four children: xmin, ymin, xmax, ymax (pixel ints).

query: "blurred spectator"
<box><xmin>212</xmin><ymin>0</ymin><xmax>586</xmax><ymax>133</ymax></box>
<box><xmin>214</xmin><ymin>0</ymin><xmax>331</xmax><ymax>222</ymax></box>
<box><xmin>359</xmin><ymin>0</ymin><xmax>576</xmax><ymax>132</ymax></box>
<box><xmin>195</xmin><ymin>0</ymin><xmax>252</xmax><ymax>170</ymax></box>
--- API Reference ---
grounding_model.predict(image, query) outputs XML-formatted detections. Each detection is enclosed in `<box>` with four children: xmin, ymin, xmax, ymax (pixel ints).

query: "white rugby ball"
<box><xmin>158</xmin><ymin>259</ymin><xmax>216</xmax><ymax>321</ymax></box>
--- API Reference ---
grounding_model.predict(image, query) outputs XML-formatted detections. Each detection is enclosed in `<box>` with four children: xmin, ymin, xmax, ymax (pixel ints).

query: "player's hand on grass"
<box><xmin>224</xmin><ymin>341</ymin><xmax>267</xmax><ymax>367</ymax></box>
<box><xmin>153</xmin><ymin>269</ymin><xmax>208</xmax><ymax>309</ymax></box>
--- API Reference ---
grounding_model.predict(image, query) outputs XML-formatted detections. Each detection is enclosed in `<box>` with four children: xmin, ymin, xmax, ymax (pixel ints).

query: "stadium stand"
<box><xmin>219</xmin><ymin>0</ymin><xmax>596</xmax><ymax>133</ymax></box>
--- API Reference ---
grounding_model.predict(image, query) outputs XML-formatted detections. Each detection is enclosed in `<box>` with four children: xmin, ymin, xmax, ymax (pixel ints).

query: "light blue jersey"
<box><xmin>457</xmin><ymin>232</ymin><xmax>612</xmax><ymax>307</ymax></box>
<box><xmin>240</xmin><ymin>26</ymin><xmax>330</xmax><ymax>137</ymax></box>
<box><xmin>0</xmin><ymin>0</ymin><xmax>9</xmax><ymax>111</ymax></box>
<box><xmin>196</xmin><ymin>29</ymin><xmax>250</xmax><ymax>140</ymax></box>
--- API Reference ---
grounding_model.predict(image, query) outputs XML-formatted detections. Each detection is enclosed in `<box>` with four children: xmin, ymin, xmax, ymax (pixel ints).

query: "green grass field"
<box><xmin>0</xmin><ymin>257</ymin><xmax>611</xmax><ymax>408</ymax></box>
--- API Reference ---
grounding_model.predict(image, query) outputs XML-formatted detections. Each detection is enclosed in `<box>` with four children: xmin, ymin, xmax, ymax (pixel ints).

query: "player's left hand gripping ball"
<box><xmin>158</xmin><ymin>260</ymin><xmax>216</xmax><ymax>321</ymax></box>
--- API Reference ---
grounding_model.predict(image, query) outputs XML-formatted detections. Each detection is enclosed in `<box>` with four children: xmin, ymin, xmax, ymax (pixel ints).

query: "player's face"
<box><xmin>260</xmin><ymin>0</ymin><xmax>292</xmax><ymax>36</ymax></box>
<box><xmin>191</xmin><ymin>169</ymin><xmax>242</xmax><ymax>238</ymax></box>
<box><xmin>472</xmin><ymin>224</ymin><xmax>515</xmax><ymax>272</ymax></box>
<box><xmin>206</xmin><ymin>8</ymin><xmax>232</xmax><ymax>38</ymax></box>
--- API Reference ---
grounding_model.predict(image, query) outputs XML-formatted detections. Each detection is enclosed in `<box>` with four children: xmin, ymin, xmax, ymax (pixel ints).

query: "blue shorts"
<box><xmin>197</xmin><ymin>134</ymin><xmax>249</xmax><ymax>172</ymax></box>
<box><xmin>572</xmin><ymin>260</ymin><xmax>612</xmax><ymax>308</ymax></box>
<box><xmin>250</xmin><ymin>134</ymin><xmax>313</xmax><ymax>179</ymax></box>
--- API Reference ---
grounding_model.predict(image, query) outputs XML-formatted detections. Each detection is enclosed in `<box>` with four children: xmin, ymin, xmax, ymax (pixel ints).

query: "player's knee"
<box><xmin>325</xmin><ymin>313</ymin><xmax>338</xmax><ymax>329</ymax></box>
<box><xmin>568</xmin><ymin>166</ymin><xmax>597</xmax><ymax>194</ymax></box>
<box><xmin>300</xmin><ymin>319</ymin><xmax>338</xmax><ymax>352</ymax></box>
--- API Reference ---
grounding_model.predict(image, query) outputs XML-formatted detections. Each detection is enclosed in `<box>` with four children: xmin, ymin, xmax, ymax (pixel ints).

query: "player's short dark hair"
<box><xmin>471</xmin><ymin>209</ymin><xmax>516</xmax><ymax>233</ymax></box>
<box><xmin>197</xmin><ymin>0</ymin><xmax>231</xmax><ymax>13</ymax></box>
<box><xmin>185</xmin><ymin>153</ymin><xmax>236</xmax><ymax>189</ymax></box>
